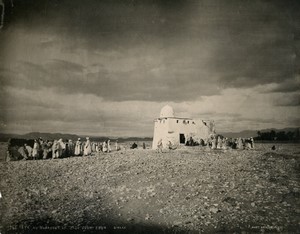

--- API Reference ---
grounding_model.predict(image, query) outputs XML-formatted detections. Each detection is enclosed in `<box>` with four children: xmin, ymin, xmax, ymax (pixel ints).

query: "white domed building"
<box><xmin>152</xmin><ymin>105</ymin><xmax>216</xmax><ymax>149</ymax></box>
<box><xmin>159</xmin><ymin>105</ymin><xmax>175</xmax><ymax>118</ymax></box>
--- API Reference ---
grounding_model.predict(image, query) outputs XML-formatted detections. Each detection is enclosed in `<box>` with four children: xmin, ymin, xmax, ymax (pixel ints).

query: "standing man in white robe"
<box><xmin>24</xmin><ymin>143</ymin><xmax>33</xmax><ymax>158</ymax></box>
<box><xmin>84</xmin><ymin>137</ymin><xmax>92</xmax><ymax>156</ymax></box>
<box><xmin>102</xmin><ymin>141</ymin><xmax>107</xmax><ymax>153</ymax></box>
<box><xmin>74</xmin><ymin>138</ymin><xmax>82</xmax><ymax>156</ymax></box>
<box><xmin>32</xmin><ymin>139</ymin><xmax>40</xmax><ymax>160</ymax></box>
<box><xmin>57</xmin><ymin>139</ymin><xmax>65</xmax><ymax>158</ymax></box>
<box><xmin>52</xmin><ymin>140</ymin><xmax>59</xmax><ymax>159</ymax></box>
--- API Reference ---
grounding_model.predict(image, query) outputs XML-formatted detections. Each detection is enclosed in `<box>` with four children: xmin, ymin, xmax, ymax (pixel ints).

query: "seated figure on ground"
<box><xmin>271</xmin><ymin>145</ymin><xmax>276</xmax><ymax>150</ymax></box>
<box><xmin>244</xmin><ymin>138</ymin><xmax>252</xmax><ymax>150</ymax></box>
<box><xmin>6</xmin><ymin>146</ymin><xmax>22</xmax><ymax>161</ymax></box>
<box><xmin>167</xmin><ymin>141</ymin><xmax>177</xmax><ymax>150</ymax></box>
<box><xmin>131</xmin><ymin>142</ymin><xmax>138</xmax><ymax>149</ymax></box>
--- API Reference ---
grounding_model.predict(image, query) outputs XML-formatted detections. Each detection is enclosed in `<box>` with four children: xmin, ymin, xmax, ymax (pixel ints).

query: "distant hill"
<box><xmin>0</xmin><ymin>132</ymin><xmax>80</xmax><ymax>142</ymax></box>
<box><xmin>1</xmin><ymin>128</ymin><xmax>298</xmax><ymax>142</ymax></box>
<box><xmin>220</xmin><ymin>127</ymin><xmax>299</xmax><ymax>138</ymax></box>
<box><xmin>0</xmin><ymin>132</ymin><xmax>153</xmax><ymax>142</ymax></box>
<box><xmin>220</xmin><ymin>130</ymin><xmax>258</xmax><ymax>138</ymax></box>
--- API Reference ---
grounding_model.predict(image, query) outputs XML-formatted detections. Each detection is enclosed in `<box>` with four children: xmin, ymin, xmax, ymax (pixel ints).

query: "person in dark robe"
<box><xmin>65</xmin><ymin>140</ymin><xmax>69</xmax><ymax>157</ymax></box>
<box><xmin>67</xmin><ymin>140</ymin><xmax>74</xmax><ymax>156</ymax></box>
<box><xmin>92</xmin><ymin>142</ymin><xmax>96</xmax><ymax>152</ymax></box>
<box><xmin>41</xmin><ymin>140</ymin><xmax>49</xmax><ymax>159</ymax></box>
<box><xmin>250</xmin><ymin>137</ymin><xmax>255</xmax><ymax>149</ymax></box>
<box><xmin>18</xmin><ymin>145</ymin><xmax>28</xmax><ymax>160</ymax></box>
<box><xmin>107</xmin><ymin>139</ymin><xmax>111</xmax><ymax>153</ymax></box>
<box><xmin>7</xmin><ymin>146</ymin><xmax>22</xmax><ymax>161</ymax></box>
<box><xmin>131</xmin><ymin>142</ymin><xmax>138</xmax><ymax>149</ymax></box>
<box><xmin>271</xmin><ymin>145</ymin><xmax>276</xmax><ymax>150</ymax></box>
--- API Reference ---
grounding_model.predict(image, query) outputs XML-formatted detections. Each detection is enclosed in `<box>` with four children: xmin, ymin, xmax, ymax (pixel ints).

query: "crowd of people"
<box><xmin>206</xmin><ymin>135</ymin><xmax>255</xmax><ymax>150</ymax></box>
<box><xmin>7</xmin><ymin>135</ymin><xmax>255</xmax><ymax>160</ymax></box>
<box><xmin>8</xmin><ymin>137</ymin><xmax>122</xmax><ymax>161</ymax></box>
<box><xmin>156</xmin><ymin>135</ymin><xmax>255</xmax><ymax>153</ymax></box>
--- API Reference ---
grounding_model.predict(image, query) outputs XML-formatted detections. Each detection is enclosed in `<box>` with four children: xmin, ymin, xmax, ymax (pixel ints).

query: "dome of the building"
<box><xmin>160</xmin><ymin>105</ymin><xmax>175</xmax><ymax>118</ymax></box>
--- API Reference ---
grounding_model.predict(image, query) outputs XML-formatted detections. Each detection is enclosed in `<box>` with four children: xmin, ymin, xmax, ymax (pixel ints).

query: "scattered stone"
<box><xmin>0</xmin><ymin>143</ymin><xmax>299</xmax><ymax>233</ymax></box>
<box><xmin>209</xmin><ymin>207</ymin><xmax>218</xmax><ymax>214</ymax></box>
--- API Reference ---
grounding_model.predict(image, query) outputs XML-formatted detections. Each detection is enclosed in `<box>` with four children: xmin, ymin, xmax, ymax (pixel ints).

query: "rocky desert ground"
<box><xmin>0</xmin><ymin>143</ymin><xmax>299</xmax><ymax>233</ymax></box>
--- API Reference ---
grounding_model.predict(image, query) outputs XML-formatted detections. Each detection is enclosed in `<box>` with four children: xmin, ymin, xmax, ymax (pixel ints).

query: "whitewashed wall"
<box><xmin>152</xmin><ymin>117</ymin><xmax>214</xmax><ymax>149</ymax></box>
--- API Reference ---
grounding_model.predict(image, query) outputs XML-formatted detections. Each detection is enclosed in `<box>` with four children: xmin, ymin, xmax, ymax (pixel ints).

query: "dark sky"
<box><xmin>0</xmin><ymin>0</ymin><xmax>299</xmax><ymax>136</ymax></box>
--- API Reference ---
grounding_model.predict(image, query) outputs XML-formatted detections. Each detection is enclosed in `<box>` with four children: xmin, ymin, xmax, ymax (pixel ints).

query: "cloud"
<box><xmin>263</xmin><ymin>77</ymin><xmax>300</xmax><ymax>93</ymax></box>
<box><xmin>273</xmin><ymin>93</ymin><xmax>300</xmax><ymax>106</ymax></box>
<box><xmin>1</xmin><ymin>53</ymin><xmax>222</xmax><ymax>102</ymax></box>
<box><xmin>0</xmin><ymin>0</ymin><xmax>299</xmax><ymax>135</ymax></box>
<box><xmin>0</xmin><ymin>84</ymin><xmax>299</xmax><ymax>136</ymax></box>
<box><xmin>289</xmin><ymin>117</ymin><xmax>300</xmax><ymax>126</ymax></box>
<box><xmin>47</xmin><ymin>59</ymin><xmax>85</xmax><ymax>73</ymax></box>
<box><xmin>1</xmin><ymin>0</ymin><xmax>299</xmax><ymax>103</ymax></box>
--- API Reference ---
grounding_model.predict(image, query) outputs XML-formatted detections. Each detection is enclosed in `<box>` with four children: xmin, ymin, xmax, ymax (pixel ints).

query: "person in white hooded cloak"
<box><xmin>102</xmin><ymin>141</ymin><xmax>107</xmax><ymax>153</ymax></box>
<box><xmin>32</xmin><ymin>139</ymin><xmax>40</xmax><ymax>159</ymax></box>
<box><xmin>74</xmin><ymin>138</ymin><xmax>82</xmax><ymax>156</ymax></box>
<box><xmin>57</xmin><ymin>139</ymin><xmax>65</xmax><ymax>158</ymax></box>
<box><xmin>52</xmin><ymin>140</ymin><xmax>59</xmax><ymax>159</ymax></box>
<box><xmin>84</xmin><ymin>137</ymin><xmax>92</xmax><ymax>156</ymax></box>
<box><xmin>211</xmin><ymin>135</ymin><xmax>217</xmax><ymax>149</ymax></box>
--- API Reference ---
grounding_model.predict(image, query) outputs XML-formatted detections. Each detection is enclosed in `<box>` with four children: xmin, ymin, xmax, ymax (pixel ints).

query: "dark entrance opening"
<box><xmin>179</xmin><ymin>134</ymin><xmax>185</xmax><ymax>144</ymax></box>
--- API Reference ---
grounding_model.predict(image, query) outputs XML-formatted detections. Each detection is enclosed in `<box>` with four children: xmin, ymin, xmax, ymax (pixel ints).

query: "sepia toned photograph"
<box><xmin>0</xmin><ymin>0</ymin><xmax>299</xmax><ymax>233</ymax></box>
